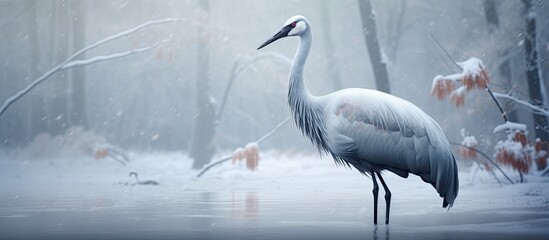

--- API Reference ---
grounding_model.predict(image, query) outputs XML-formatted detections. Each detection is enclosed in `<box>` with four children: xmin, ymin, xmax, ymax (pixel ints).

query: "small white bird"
<box><xmin>257</xmin><ymin>15</ymin><xmax>458</xmax><ymax>225</ymax></box>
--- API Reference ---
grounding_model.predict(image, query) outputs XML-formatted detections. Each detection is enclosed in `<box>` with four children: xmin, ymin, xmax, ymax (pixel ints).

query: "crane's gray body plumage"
<box><xmin>260</xmin><ymin>15</ymin><xmax>458</xmax><ymax>221</ymax></box>
<box><xmin>321</xmin><ymin>89</ymin><xmax>459</xmax><ymax>208</ymax></box>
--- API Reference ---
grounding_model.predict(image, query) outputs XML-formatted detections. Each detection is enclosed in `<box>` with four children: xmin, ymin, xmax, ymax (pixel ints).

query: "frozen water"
<box><xmin>0</xmin><ymin>151</ymin><xmax>548</xmax><ymax>239</ymax></box>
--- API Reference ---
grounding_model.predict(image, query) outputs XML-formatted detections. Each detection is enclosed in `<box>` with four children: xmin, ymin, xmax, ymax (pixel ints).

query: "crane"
<box><xmin>257</xmin><ymin>15</ymin><xmax>458</xmax><ymax>225</ymax></box>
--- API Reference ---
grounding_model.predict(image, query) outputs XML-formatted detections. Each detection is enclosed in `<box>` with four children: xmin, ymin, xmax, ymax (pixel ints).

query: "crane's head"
<box><xmin>257</xmin><ymin>15</ymin><xmax>309</xmax><ymax>50</ymax></box>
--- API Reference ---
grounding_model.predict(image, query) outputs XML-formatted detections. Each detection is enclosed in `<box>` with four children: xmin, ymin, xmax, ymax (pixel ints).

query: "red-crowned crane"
<box><xmin>257</xmin><ymin>15</ymin><xmax>458</xmax><ymax>225</ymax></box>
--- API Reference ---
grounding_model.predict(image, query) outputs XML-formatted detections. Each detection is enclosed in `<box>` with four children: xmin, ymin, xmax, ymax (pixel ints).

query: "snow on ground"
<box><xmin>0</xmin><ymin>150</ymin><xmax>548</xmax><ymax>239</ymax></box>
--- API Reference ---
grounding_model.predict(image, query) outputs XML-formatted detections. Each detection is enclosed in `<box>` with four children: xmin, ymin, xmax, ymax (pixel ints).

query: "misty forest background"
<box><xmin>1</xmin><ymin>0</ymin><xmax>548</xmax><ymax>171</ymax></box>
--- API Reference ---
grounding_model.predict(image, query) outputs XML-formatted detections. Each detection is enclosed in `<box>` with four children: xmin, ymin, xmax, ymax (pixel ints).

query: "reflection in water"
<box><xmin>189</xmin><ymin>192</ymin><xmax>214</xmax><ymax>233</ymax></box>
<box><xmin>373</xmin><ymin>225</ymin><xmax>390</xmax><ymax>240</ymax></box>
<box><xmin>231</xmin><ymin>191</ymin><xmax>258</xmax><ymax>220</ymax></box>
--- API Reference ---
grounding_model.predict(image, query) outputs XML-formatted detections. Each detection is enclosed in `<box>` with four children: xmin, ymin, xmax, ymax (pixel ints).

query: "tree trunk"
<box><xmin>385</xmin><ymin>0</ymin><xmax>406</xmax><ymax>62</ymax></box>
<box><xmin>357</xmin><ymin>0</ymin><xmax>391</xmax><ymax>93</ymax></box>
<box><xmin>523</xmin><ymin>0</ymin><xmax>548</xmax><ymax>142</ymax></box>
<box><xmin>483</xmin><ymin>0</ymin><xmax>499</xmax><ymax>33</ymax></box>
<box><xmin>190</xmin><ymin>0</ymin><xmax>216</xmax><ymax>169</ymax></box>
<box><xmin>48</xmin><ymin>1</ymin><xmax>69</xmax><ymax>135</ymax></box>
<box><xmin>67</xmin><ymin>0</ymin><xmax>88</xmax><ymax>129</ymax></box>
<box><xmin>320</xmin><ymin>0</ymin><xmax>342</xmax><ymax>91</ymax></box>
<box><xmin>483</xmin><ymin>0</ymin><xmax>519</xmax><ymax>123</ymax></box>
<box><xmin>499</xmin><ymin>49</ymin><xmax>519</xmax><ymax>122</ymax></box>
<box><xmin>25</xmin><ymin>0</ymin><xmax>39</xmax><ymax>139</ymax></box>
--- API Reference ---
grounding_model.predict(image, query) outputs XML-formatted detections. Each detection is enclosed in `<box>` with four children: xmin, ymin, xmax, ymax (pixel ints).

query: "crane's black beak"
<box><xmin>257</xmin><ymin>25</ymin><xmax>293</xmax><ymax>50</ymax></box>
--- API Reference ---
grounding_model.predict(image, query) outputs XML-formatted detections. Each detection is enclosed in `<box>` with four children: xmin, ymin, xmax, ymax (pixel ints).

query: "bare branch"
<box><xmin>196</xmin><ymin>117</ymin><xmax>291</xmax><ymax>178</ymax></box>
<box><xmin>71</xmin><ymin>18</ymin><xmax>195</xmax><ymax>62</ymax></box>
<box><xmin>486</xmin><ymin>87</ymin><xmax>509</xmax><ymax>122</ymax></box>
<box><xmin>216</xmin><ymin>52</ymin><xmax>292</xmax><ymax>121</ymax></box>
<box><xmin>257</xmin><ymin>117</ymin><xmax>291</xmax><ymax>144</ymax></box>
<box><xmin>235</xmin><ymin>52</ymin><xmax>292</xmax><ymax>75</ymax></box>
<box><xmin>429</xmin><ymin>33</ymin><xmax>462</xmax><ymax>72</ymax></box>
<box><xmin>0</xmin><ymin>18</ymin><xmax>192</xmax><ymax>117</ymax></box>
<box><xmin>62</xmin><ymin>38</ymin><xmax>171</xmax><ymax>69</ymax></box>
<box><xmin>493</xmin><ymin>92</ymin><xmax>549</xmax><ymax>117</ymax></box>
<box><xmin>449</xmin><ymin>142</ymin><xmax>514</xmax><ymax>184</ymax></box>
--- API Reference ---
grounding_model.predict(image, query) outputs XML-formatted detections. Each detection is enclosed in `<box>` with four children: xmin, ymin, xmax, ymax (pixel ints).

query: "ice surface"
<box><xmin>0</xmin><ymin>151</ymin><xmax>548</xmax><ymax>239</ymax></box>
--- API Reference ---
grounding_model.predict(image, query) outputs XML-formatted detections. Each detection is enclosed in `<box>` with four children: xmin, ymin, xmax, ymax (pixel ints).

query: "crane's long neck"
<box><xmin>289</xmin><ymin>32</ymin><xmax>312</xmax><ymax>99</ymax></box>
<box><xmin>288</xmin><ymin>31</ymin><xmax>327</xmax><ymax>152</ymax></box>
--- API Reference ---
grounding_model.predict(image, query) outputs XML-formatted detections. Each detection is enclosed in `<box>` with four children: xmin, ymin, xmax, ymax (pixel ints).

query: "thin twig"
<box><xmin>493</xmin><ymin>92</ymin><xmax>549</xmax><ymax>117</ymax></box>
<box><xmin>215</xmin><ymin>52</ymin><xmax>292</xmax><ymax>122</ymax></box>
<box><xmin>429</xmin><ymin>33</ymin><xmax>462</xmax><ymax>71</ymax></box>
<box><xmin>450</xmin><ymin>142</ymin><xmax>514</xmax><ymax>184</ymax></box>
<box><xmin>449</xmin><ymin>142</ymin><xmax>501</xmax><ymax>184</ymax></box>
<box><xmin>216</xmin><ymin>62</ymin><xmax>239</xmax><ymax>123</ymax></box>
<box><xmin>196</xmin><ymin>117</ymin><xmax>291</xmax><ymax>178</ymax></box>
<box><xmin>486</xmin><ymin>87</ymin><xmax>509</xmax><ymax>122</ymax></box>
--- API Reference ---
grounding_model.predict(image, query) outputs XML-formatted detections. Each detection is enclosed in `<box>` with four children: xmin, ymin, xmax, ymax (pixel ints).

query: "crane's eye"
<box><xmin>291</xmin><ymin>22</ymin><xmax>296</xmax><ymax>27</ymax></box>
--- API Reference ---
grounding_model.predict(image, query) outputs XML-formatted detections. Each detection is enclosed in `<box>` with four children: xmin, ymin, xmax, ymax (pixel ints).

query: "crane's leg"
<box><xmin>375</xmin><ymin>171</ymin><xmax>391</xmax><ymax>224</ymax></box>
<box><xmin>371</xmin><ymin>171</ymin><xmax>379</xmax><ymax>225</ymax></box>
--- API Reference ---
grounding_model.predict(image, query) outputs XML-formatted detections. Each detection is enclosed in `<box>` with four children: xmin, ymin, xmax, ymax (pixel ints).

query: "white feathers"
<box><xmin>325</xmin><ymin>89</ymin><xmax>443</xmax><ymax>138</ymax></box>
<box><xmin>277</xmin><ymin>14</ymin><xmax>458</xmax><ymax>209</ymax></box>
<box><xmin>283</xmin><ymin>15</ymin><xmax>308</xmax><ymax>36</ymax></box>
<box><xmin>320</xmin><ymin>88</ymin><xmax>458</xmax><ymax>207</ymax></box>
<box><xmin>284</xmin><ymin>15</ymin><xmax>305</xmax><ymax>26</ymax></box>
<box><xmin>288</xmin><ymin>21</ymin><xmax>307</xmax><ymax>36</ymax></box>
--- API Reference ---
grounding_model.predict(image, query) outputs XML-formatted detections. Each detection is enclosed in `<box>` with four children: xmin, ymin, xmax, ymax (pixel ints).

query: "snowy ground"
<box><xmin>0</xmin><ymin>151</ymin><xmax>548</xmax><ymax>240</ymax></box>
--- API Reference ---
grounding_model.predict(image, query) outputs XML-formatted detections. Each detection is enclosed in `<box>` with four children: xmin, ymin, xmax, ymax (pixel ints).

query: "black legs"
<box><xmin>371</xmin><ymin>171</ymin><xmax>379</xmax><ymax>224</ymax></box>
<box><xmin>376</xmin><ymin>172</ymin><xmax>391</xmax><ymax>224</ymax></box>
<box><xmin>371</xmin><ymin>171</ymin><xmax>391</xmax><ymax>225</ymax></box>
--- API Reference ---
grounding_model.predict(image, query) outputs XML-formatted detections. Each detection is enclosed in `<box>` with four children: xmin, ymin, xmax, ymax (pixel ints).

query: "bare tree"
<box><xmin>49</xmin><ymin>1</ymin><xmax>68</xmax><ymax>135</ymax></box>
<box><xmin>0</xmin><ymin>19</ymin><xmax>177</xmax><ymax>118</ymax></box>
<box><xmin>357</xmin><ymin>0</ymin><xmax>391</xmax><ymax>93</ymax></box>
<box><xmin>67</xmin><ymin>1</ymin><xmax>88</xmax><ymax>129</ymax></box>
<box><xmin>482</xmin><ymin>0</ymin><xmax>519</xmax><ymax>123</ymax></box>
<box><xmin>523</xmin><ymin>0</ymin><xmax>548</xmax><ymax>142</ymax></box>
<box><xmin>384</xmin><ymin>0</ymin><xmax>406</xmax><ymax>62</ymax></box>
<box><xmin>320</xmin><ymin>0</ymin><xmax>342</xmax><ymax>90</ymax></box>
<box><xmin>483</xmin><ymin>0</ymin><xmax>499</xmax><ymax>33</ymax></box>
<box><xmin>25</xmin><ymin>1</ymin><xmax>39</xmax><ymax>138</ymax></box>
<box><xmin>190</xmin><ymin>0</ymin><xmax>216</xmax><ymax>169</ymax></box>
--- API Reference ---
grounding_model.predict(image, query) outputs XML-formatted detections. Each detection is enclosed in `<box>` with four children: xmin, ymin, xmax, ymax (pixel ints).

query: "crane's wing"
<box><xmin>324</xmin><ymin>89</ymin><xmax>458</xmax><ymax>208</ymax></box>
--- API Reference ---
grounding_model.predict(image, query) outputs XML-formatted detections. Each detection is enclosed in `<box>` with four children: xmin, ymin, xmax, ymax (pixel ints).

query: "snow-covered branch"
<box><xmin>256</xmin><ymin>117</ymin><xmax>291</xmax><ymax>144</ymax></box>
<box><xmin>0</xmin><ymin>18</ymin><xmax>192</xmax><ymax>117</ymax></box>
<box><xmin>196</xmin><ymin>117</ymin><xmax>291</xmax><ymax>178</ymax></box>
<box><xmin>431</xmin><ymin>57</ymin><xmax>489</xmax><ymax>96</ymax></box>
<box><xmin>493</xmin><ymin>121</ymin><xmax>528</xmax><ymax>134</ymax></box>
<box><xmin>431</xmin><ymin>57</ymin><xmax>508</xmax><ymax>122</ymax></box>
<box><xmin>62</xmin><ymin>38</ymin><xmax>171</xmax><ymax>69</ymax></box>
<box><xmin>493</xmin><ymin>92</ymin><xmax>549</xmax><ymax>117</ymax></box>
<box><xmin>71</xmin><ymin>18</ymin><xmax>194</xmax><ymax>62</ymax></box>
